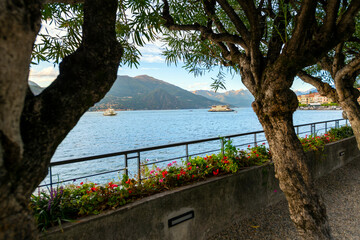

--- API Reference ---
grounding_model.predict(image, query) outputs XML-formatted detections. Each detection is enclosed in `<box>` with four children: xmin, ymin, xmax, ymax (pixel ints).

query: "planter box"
<box><xmin>41</xmin><ymin>137</ymin><xmax>360</xmax><ymax>240</ymax></box>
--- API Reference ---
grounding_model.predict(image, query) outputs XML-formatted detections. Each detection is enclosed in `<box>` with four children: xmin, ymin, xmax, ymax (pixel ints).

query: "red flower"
<box><xmin>125</xmin><ymin>179</ymin><xmax>131</xmax><ymax>184</ymax></box>
<box><xmin>223</xmin><ymin>156</ymin><xmax>228</xmax><ymax>160</ymax></box>
<box><xmin>204</xmin><ymin>157</ymin><xmax>208</xmax><ymax>160</ymax></box>
<box><xmin>256</xmin><ymin>154</ymin><xmax>259</xmax><ymax>157</ymax></box>
<box><xmin>128</xmin><ymin>190</ymin><xmax>132</xmax><ymax>194</ymax></box>
<box><xmin>162</xmin><ymin>170</ymin><xmax>168</xmax><ymax>178</ymax></box>
<box><xmin>91</xmin><ymin>187</ymin><xmax>97</xmax><ymax>192</ymax></box>
<box><xmin>80</xmin><ymin>182</ymin><xmax>83</xmax><ymax>185</ymax></box>
<box><xmin>188</xmin><ymin>166</ymin><xmax>192</xmax><ymax>171</ymax></box>
<box><xmin>213</xmin><ymin>169</ymin><xmax>219</xmax><ymax>176</ymax></box>
<box><xmin>192</xmin><ymin>175</ymin><xmax>194</xmax><ymax>178</ymax></box>
<box><xmin>206</xmin><ymin>165</ymin><xmax>209</xmax><ymax>168</ymax></box>
<box><xmin>177</xmin><ymin>174</ymin><xmax>180</xmax><ymax>180</ymax></box>
<box><xmin>248</xmin><ymin>145</ymin><xmax>251</xmax><ymax>148</ymax></box>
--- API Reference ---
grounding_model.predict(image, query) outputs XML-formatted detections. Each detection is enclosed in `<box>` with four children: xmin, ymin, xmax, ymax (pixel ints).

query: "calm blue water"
<box><xmin>43</xmin><ymin>108</ymin><xmax>343</xmax><ymax>186</ymax></box>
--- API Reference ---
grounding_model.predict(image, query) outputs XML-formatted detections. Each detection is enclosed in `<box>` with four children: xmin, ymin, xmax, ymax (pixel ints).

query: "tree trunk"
<box><xmin>251</xmin><ymin>76</ymin><xmax>332</xmax><ymax>239</ymax></box>
<box><xmin>0</xmin><ymin>0</ymin><xmax>123</xmax><ymax>239</ymax></box>
<box><xmin>0</xmin><ymin>1</ymin><xmax>42</xmax><ymax>239</ymax></box>
<box><xmin>335</xmin><ymin>78</ymin><xmax>360</xmax><ymax>149</ymax></box>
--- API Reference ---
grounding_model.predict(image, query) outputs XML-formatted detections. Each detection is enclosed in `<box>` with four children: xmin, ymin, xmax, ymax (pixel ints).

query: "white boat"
<box><xmin>103</xmin><ymin>108</ymin><xmax>117</xmax><ymax>116</ymax></box>
<box><xmin>208</xmin><ymin>105</ymin><xmax>234</xmax><ymax>112</ymax></box>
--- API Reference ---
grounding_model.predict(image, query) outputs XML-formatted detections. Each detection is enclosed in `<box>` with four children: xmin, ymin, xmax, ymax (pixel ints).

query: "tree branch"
<box><xmin>215</xmin><ymin>0</ymin><xmax>250</xmax><ymax>44</ymax></box>
<box><xmin>297</xmin><ymin>70</ymin><xmax>339</xmax><ymax>103</ymax></box>
<box><xmin>267</xmin><ymin>0</ymin><xmax>290</xmax><ymax>64</ymax></box>
<box><xmin>286</xmin><ymin>0</ymin><xmax>317</xmax><ymax>53</ymax></box>
<box><xmin>320</xmin><ymin>0</ymin><xmax>340</xmax><ymax>36</ymax></box>
<box><xmin>162</xmin><ymin>0</ymin><xmax>245</xmax><ymax>48</ymax></box>
<box><xmin>336</xmin><ymin>57</ymin><xmax>360</xmax><ymax>83</ymax></box>
<box><xmin>332</xmin><ymin>43</ymin><xmax>345</xmax><ymax>78</ymax></box>
<box><xmin>21</xmin><ymin>0</ymin><xmax>123</xmax><ymax>188</ymax></box>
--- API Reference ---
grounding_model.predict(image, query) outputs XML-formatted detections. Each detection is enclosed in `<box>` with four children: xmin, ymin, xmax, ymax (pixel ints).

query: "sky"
<box><xmin>29</xmin><ymin>25</ymin><xmax>314</xmax><ymax>93</ymax></box>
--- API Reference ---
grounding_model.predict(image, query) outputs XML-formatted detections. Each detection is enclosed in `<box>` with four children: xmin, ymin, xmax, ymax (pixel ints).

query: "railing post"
<box><xmin>296</xmin><ymin>126</ymin><xmax>299</xmax><ymax>135</ymax></box>
<box><xmin>325</xmin><ymin>122</ymin><xmax>327</xmax><ymax>133</ymax></box>
<box><xmin>137</xmin><ymin>152</ymin><xmax>141</xmax><ymax>183</ymax></box>
<box><xmin>254</xmin><ymin>133</ymin><xmax>257</xmax><ymax>146</ymax></box>
<box><xmin>125</xmin><ymin>153</ymin><xmax>128</xmax><ymax>176</ymax></box>
<box><xmin>311</xmin><ymin>124</ymin><xmax>315</xmax><ymax>135</ymax></box>
<box><xmin>221</xmin><ymin>138</ymin><xmax>224</xmax><ymax>155</ymax></box>
<box><xmin>185</xmin><ymin>144</ymin><xmax>189</xmax><ymax>161</ymax></box>
<box><xmin>49</xmin><ymin>166</ymin><xmax>53</xmax><ymax>190</ymax></box>
<box><xmin>336</xmin><ymin>120</ymin><xmax>339</xmax><ymax>128</ymax></box>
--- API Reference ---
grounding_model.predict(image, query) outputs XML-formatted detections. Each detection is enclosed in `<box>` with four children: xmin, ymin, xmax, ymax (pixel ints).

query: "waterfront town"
<box><xmin>297</xmin><ymin>89</ymin><xmax>360</xmax><ymax>106</ymax></box>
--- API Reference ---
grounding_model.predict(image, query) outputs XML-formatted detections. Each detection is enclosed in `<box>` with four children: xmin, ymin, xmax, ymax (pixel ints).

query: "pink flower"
<box><xmin>167</xmin><ymin>163</ymin><xmax>172</xmax><ymax>167</ymax></box>
<box><xmin>159</xmin><ymin>179</ymin><xmax>164</xmax><ymax>183</ymax></box>
<box><xmin>187</xmin><ymin>162</ymin><xmax>191</xmax><ymax>165</ymax></box>
<box><xmin>150</xmin><ymin>170</ymin><xmax>155</xmax><ymax>174</ymax></box>
<box><xmin>172</xmin><ymin>161</ymin><xmax>177</xmax><ymax>164</ymax></box>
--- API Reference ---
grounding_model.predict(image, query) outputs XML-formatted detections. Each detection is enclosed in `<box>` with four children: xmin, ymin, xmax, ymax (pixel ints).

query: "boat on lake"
<box><xmin>103</xmin><ymin>108</ymin><xmax>117</xmax><ymax>116</ymax></box>
<box><xmin>208</xmin><ymin>105</ymin><xmax>234</xmax><ymax>112</ymax></box>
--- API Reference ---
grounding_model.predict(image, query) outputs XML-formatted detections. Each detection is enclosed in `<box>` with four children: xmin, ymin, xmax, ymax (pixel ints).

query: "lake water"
<box><xmin>43</xmin><ymin>108</ymin><xmax>344</xmax><ymax>186</ymax></box>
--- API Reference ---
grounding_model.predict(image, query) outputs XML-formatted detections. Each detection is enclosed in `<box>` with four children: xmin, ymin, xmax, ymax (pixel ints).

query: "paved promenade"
<box><xmin>208</xmin><ymin>158</ymin><xmax>360</xmax><ymax>240</ymax></box>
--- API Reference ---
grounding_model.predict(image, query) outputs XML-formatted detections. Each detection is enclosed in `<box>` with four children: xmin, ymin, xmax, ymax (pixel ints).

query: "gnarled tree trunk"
<box><xmin>0</xmin><ymin>0</ymin><xmax>123</xmax><ymax>239</ymax></box>
<box><xmin>0</xmin><ymin>1</ymin><xmax>42</xmax><ymax>239</ymax></box>
<box><xmin>250</xmin><ymin>72</ymin><xmax>332</xmax><ymax>239</ymax></box>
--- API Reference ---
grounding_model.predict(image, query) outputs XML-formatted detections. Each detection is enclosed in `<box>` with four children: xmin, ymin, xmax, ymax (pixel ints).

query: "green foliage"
<box><xmin>327</xmin><ymin>125</ymin><xmax>354</xmax><ymax>140</ymax></box>
<box><xmin>299</xmin><ymin>125</ymin><xmax>353</xmax><ymax>152</ymax></box>
<box><xmin>298</xmin><ymin>103</ymin><xmax>308</xmax><ymax>107</ymax></box>
<box><xmin>33</xmin><ymin>1</ymin><xmax>163</xmax><ymax>67</ymax></box>
<box><xmin>320</xmin><ymin>102</ymin><xmax>339</xmax><ymax>106</ymax></box>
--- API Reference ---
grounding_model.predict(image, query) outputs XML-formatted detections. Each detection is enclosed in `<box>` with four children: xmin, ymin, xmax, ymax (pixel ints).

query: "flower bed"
<box><xmin>30</xmin><ymin>126</ymin><xmax>353</xmax><ymax>231</ymax></box>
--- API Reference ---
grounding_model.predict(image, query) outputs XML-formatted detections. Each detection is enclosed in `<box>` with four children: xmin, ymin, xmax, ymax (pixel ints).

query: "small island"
<box><xmin>208</xmin><ymin>105</ymin><xmax>234</xmax><ymax>112</ymax></box>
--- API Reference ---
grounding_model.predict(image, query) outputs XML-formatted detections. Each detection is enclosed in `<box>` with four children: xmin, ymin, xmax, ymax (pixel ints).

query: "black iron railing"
<box><xmin>39</xmin><ymin>118</ymin><xmax>348</xmax><ymax>189</ymax></box>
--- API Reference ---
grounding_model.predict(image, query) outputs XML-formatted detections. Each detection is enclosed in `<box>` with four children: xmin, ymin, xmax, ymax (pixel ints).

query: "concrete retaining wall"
<box><xmin>41</xmin><ymin>137</ymin><xmax>360</xmax><ymax>240</ymax></box>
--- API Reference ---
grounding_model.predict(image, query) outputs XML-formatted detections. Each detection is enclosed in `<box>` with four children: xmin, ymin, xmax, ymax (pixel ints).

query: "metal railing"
<box><xmin>39</xmin><ymin>118</ymin><xmax>348</xmax><ymax>189</ymax></box>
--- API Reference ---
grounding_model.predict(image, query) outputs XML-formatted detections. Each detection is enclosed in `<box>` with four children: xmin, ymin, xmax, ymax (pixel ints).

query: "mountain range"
<box><xmin>28</xmin><ymin>75</ymin><xmax>264</xmax><ymax>110</ymax></box>
<box><xmin>88</xmin><ymin>75</ymin><xmax>225</xmax><ymax>110</ymax></box>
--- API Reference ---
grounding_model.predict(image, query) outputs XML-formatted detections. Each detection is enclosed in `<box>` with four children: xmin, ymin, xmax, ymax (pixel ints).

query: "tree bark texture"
<box><xmin>0</xmin><ymin>1</ymin><xmax>42</xmax><ymax>239</ymax></box>
<box><xmin>249</xmin><ymin>70</ymin><xmax>332</xmax><ymax>239</ymax></box>
<box><xmin>335</xmin><ymin>77</ymin><xmax>360</xmax><ymax>150</ymax></box>
<box><xmin>0</xmin><ymin>0</ymin><xmax>123</xmax><ymax>239</ymax></box>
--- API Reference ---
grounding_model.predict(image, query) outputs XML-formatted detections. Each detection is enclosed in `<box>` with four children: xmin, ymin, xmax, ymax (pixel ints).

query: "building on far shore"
<box><xmin>297</xmin><ymin>92</ymin><xmax>332</xmax><ymax>105</ymax></box>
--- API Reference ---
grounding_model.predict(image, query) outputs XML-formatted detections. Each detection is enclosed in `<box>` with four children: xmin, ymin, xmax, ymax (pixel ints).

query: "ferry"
<box><xmin>103</xmin><ymin>108</ymin><xmax>117</xmax><ymax>116</ymax></box>
<box><xmin>208</xmin><ymin>105</ymin><xmax>234</xmax><ymax>112</ymax></box>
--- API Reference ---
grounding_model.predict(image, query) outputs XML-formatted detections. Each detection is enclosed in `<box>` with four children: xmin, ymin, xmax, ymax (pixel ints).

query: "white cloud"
<box><xmin>140</xmin><ymin>54</ymin><xmax>165</xmax><ymax>63</ymax></box>
<box><xmin>29</xmin><ymin>67</ymin><xmax>59</xmax><ymax>87</ymax></box>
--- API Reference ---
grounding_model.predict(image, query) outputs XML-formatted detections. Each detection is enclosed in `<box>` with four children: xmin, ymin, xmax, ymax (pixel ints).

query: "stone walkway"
<box><xmin>208</xmin><ymin>159</ymin><xmax>360</xmax><ymax>240</ymax></box>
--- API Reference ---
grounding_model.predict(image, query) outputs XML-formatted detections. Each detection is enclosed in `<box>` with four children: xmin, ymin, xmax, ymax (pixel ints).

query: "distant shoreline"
<box><xmin>298</xmin><ymin>106</ymin><xmax>342</xmax><ymax>110</ymax></box>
